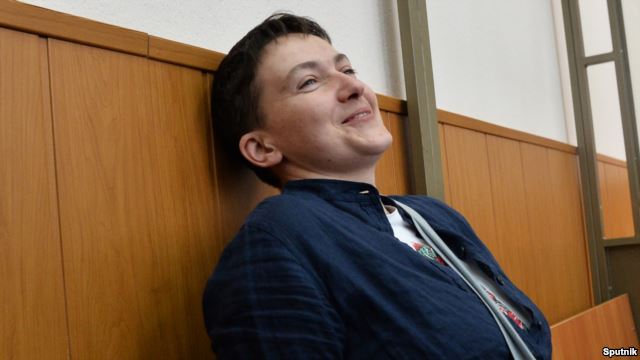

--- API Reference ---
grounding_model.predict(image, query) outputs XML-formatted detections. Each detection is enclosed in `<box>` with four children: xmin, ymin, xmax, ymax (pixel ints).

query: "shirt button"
<box><xmin>496</xmin><ymin>276</ymin><xmax>505</xmax><ymax>286</ymax></box>
<box><xmin>359</xmin><ymin>190</ymin><xmax>370</xmax><ymax>194</ymax></box>
<box><xmin>459</xmin><ymin>245</ymin><xmax>466</xmax><ymax>258</ymax></box>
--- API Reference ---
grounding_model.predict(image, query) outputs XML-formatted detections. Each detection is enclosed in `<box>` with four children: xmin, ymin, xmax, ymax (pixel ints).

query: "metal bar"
<box><xmin>561</xmin><ymin>0</ymin><xmax>609</xmax><ymax>304</ymax></box>
<box><xmin>609</xmin><ymin>0</ymin><xmax>640</xmax><ymax>246</ymax></box>
<box><xmin>603</xmin><ymin>237</ymin><xmax>638</xmax><ymax>248</ymax></box>
<box><xmin>583</xmin><ymin>52</ymin><xmax>616</xmax><ymax>65</ymax></box>
<box><xmin>396</xmin><ymin>0</ymin><xmax>444</xmax><ymax>199</ymax></box>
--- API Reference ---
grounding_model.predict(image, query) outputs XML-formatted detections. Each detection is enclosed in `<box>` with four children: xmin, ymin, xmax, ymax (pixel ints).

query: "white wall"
<box><xmin>18</xmin><ymin>0</ymin><xmax>406</xmax><ymax>99</ymax></box>
<box><xmin>426</xmin><ymin>0</ymin><xmax>568</xmax><ymax>143</ymax></box>
<box><xmin>587</xmin><ymin>62</ymin><xmax>627</xmax><ymax>160</ymax></box>
<box><xmin>575</xmin><ymin>0</ymin><xmax>632</xmax><ymax>160</ymax></box>
<box><xmin>551</xmin><ymin>0</ymin><xmax>578</xmax><ymax>146</ymax></box>
<box><xmin>20</xmin><ymin>0</ymin><xmax>575</xmax><ymax>144</ymax></box>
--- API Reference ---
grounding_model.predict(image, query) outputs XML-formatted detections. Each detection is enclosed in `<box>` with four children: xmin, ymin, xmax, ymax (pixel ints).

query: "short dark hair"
<box><xmin>211</xmin><ymin>13</ymin><xmax>331</xmax><ymax>188</ymax></box>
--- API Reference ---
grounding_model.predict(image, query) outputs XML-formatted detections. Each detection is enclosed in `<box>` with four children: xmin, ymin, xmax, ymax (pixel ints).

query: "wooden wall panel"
<box><xmin>485</xmin><ymin>136</ymin><xmax>541</xmax><ymax>299</ymax></box>
<box><xmin>389</xmin><ymin>113</ymin><xmax>411</xmax><ymax>195</ymax></box>
<box><xmin>551</xmin><ymin>294</ymin><xmax>639</xmax><ymax>359</ymax></box>
<box><xmin>48</xmin><ymin>39</ymin><xmax>219</xmax><ymax>359</ymax></box>
<box><xmin>0</xmin><ymin>28</ymin><xmax>69</xmax><ymax>359</ymax></box>
<box><xmin>519</xmin><ymin>143</ymin><xmax>556</xmax><ymax>318</ymax></box>
<box><xmin>520</xmin><ymin>144</ymin><xmax>592</xmax><ymax>323</ymax></box>
<box><xmin>609</xmin><ymin>164</ymin><xmax>634</xmax><ymax>238</ymax></box>
<box><xmin>375</xmin><ymin>111</ymin><xmax>396</xmax><ymax>194</ymax></box>
<box><xmin>442</xmin><ymin>125</ymin><xmax>498</xmax><ymax>250</ymax></box>
<box><xmin>439</xmin><ymin>123</ymin><xmax>452</xmax><ymax>203</ymax></box>
<box><xmin>598</xmin><ymin>161</ymin><xmax>609</xmax><ymax>237</ymax></box>
<box><xmin>149</xmin><ymin>35</ymin><xmax>224</xmax><ymax>71</ymax></box>
<box><xmin>546</xmin><ymin>149</ymin><xmax>594</xmax><ymax>316</ymax></box>
<box><xmin>438</xmin><ymin>109</ymin><xmax>577</xmax><ymax>154</ymax></box>
<box><xmin>441</xmin><ymin>121</ymin><xmax>592</xmax><ymax>324</ymax></box>
<box><xmin>598</xmin><ymin>161</ymin><xmax>634</xmax><ymax>239</ymax></box>
<box><xmin>374</xmin><ymin>111</ymin><xmax>411</xmax><ymax>195</ymax></box>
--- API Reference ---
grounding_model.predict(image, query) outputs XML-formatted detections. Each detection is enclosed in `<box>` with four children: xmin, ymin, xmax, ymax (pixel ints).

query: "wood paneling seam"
<box><xmin>483</xmin><ymin>133</ymin><xmax>501</xmax><ymax>273</ymax></box>
<box><xmin>42</xmin><ymin>37</ymin><xmax>74</xmax><ymax>359</ymax></box>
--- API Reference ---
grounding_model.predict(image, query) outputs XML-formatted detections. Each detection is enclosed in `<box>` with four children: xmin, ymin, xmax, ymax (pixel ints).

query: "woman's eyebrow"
<box><xmin>285</xmin><ymin>53</ymin><xmax>351</xmax><ymax>82</ymax></box>
<box><xmin>334</xmin><ymin>53</ymin><xmax>349</xmax><ymax>65</ymax></box>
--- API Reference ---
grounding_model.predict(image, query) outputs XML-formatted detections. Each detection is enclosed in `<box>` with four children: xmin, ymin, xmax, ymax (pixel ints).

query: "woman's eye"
<box><xmin>299</xmin><ymin>78</ymin><xmax>317</xmax><ymax>89</ymax></box>
<box><xmin>343</xmin><ymin>68</ymin><xmax>357</xmax><ymax>75</ymax></box>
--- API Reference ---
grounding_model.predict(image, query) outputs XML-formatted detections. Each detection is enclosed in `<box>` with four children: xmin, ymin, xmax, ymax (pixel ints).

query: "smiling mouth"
<box><xmin>342</xmin><ymin>110</ymin><xmax>371</xmax><ymax>124</ymax></box>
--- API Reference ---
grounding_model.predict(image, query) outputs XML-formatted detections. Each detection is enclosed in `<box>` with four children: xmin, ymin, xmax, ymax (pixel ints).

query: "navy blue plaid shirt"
<box><xmin>203</xmin><ymin>179</ymin><xmax>551</xmax><ymax>359</ymax></box>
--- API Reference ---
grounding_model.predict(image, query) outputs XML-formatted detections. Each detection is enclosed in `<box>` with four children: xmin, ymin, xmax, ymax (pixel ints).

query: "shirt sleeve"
<box><xmin>202</xmin><ymin>224</ymin><xmax>345</xmax><ymax>359</ymax></box>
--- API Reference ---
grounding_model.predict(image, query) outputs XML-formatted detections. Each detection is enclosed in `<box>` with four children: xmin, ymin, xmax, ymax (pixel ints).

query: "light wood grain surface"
<box><xmin>389</xmin><ymin>113</ymin><xmax>411</xmax><ymax>195</ymax></box>
<box><xmin>439</xmin><ymin>123</ymin><xmax>452</xmax><ymax>203</ymax></box>
<box><xmin>376</xmin><ymin>94</ymin><xmax>407</xmax><ymax>115</ymax></box>
<box><xmin>441</xmin><ymin>123</ymin><xmax>593</xmax><ymax>324</ymax></box>
<box><xmin>598</xmin><ymin>153</ymin><xmax>628</xmax><ymax>167</ymax></box>
<box><xmin>149</xmin><ymin>35</ymin><xmax>224</xmax><ymax>71</ymax></box>
<box><xmin>598</xmin><ymin>161</ymin><xmax>635</xmax><ymax>239</ymax></box>
<box><xmin>547</xmin><ymin>148</ymin><xmax>595</xmax><ymax>311</ymax></box>
<box><xmin>442</xmin><ymin>125</ymin><xmax>499</xmax><ymax>250</ymax></box>
<box><xmin>521</xmin><ymin>143</ymin><xmax>592</xmax><ymax>322</ymax></box>
<box><xmin>48</xmin><ymin>38</ymin><xmax>218</xmax><ymax>359</ymax></box>
<box><xmin>438</xmin><ymin>109</ymin><xmax>576</xmax><ymax>154</ymax></box>
<box><xmin>486</xmin><ymin>135</ymin><xmax>540</xmax><ymax>300</ymax></box>
<box><xmin>375</xmin><ymin>111</ymin><xmax>396</xmax><ymax>195</ymax></box>
<box><xmin>551</xmin><ymin>294</ymin><xmax>639</xmax><ymax>359</ymax></box>
<box><xmin>519</xmin><ymin>143</ymin><xmax>557</xmax><ymax>317</ymax></box>
<box><xmin>376</xmin><ymin>110</ymin><xmax>410</xmax><ymax>195</ymax></box>
<box><xmin>0</xmin><ymin>27</ymin><xmax>69</xmax><ymax>359</ymax></box>
<box><xmin>375</xmin><ymin>111</ymin><xmax>411</xmax><ymax>195</ymax></box>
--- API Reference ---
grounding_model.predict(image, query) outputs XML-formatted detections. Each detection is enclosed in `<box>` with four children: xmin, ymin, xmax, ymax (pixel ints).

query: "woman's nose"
<box><xmin>336</xmin><ymin>73</ymin><xmax>365</xmax><ymax>102</ymax></box>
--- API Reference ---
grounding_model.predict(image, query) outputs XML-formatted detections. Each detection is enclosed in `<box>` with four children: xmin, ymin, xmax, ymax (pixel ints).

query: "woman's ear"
<box><xmin>239</xmin><ymin>131</ymin><xmax>283</xmax><ymax>168</ymax></box>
